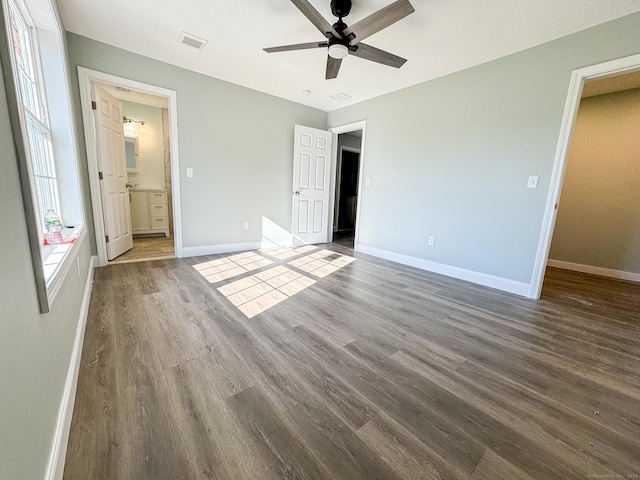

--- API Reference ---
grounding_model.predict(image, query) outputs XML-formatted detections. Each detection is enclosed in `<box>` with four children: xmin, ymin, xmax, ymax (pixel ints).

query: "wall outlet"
<box><xmin>243</xmin><ymin>221</ymin><xmax>249</xmax><ymax>230</ymax></box>
<box><xmin>428</xmin><ymin>236</ymin><xmax>435</xmax><ymax>246</ymax></box>
<box><xmin>365</xmin><ymin>178</ymin><xmax>371</xmax><ymax>187</ymax></box>
<box><xmin>186</xmin><ymin>167</ymin><xmax>193</xmax><ymax>178</ymax></box>
<box><xmin>527</xmin><ymin>175</ymin><xmax>539</xmax><ymax>189</ymax></box>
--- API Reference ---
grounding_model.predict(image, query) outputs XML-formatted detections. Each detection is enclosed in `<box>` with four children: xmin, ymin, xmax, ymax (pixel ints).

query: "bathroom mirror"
<box><xmin>125</xmin><ymin>135</ymin><xmax>139</xmax><ymax>172</ymax></box>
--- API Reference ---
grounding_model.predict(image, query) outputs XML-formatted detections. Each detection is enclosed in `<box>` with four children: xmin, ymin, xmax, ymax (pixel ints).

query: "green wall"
<box><xmin>0</xmin><ymin>69</ymin><xmax>93</xmax><ymax>479</ymax></box>
<box><xmin>65</xmin><ymin>33</ymin><xmax>327</xmax><ymax>251</ymax></box>
<box><xmin>328</xmin><ymin>13</ymin><xmax>640</xmax><ymax>284</ymax></box>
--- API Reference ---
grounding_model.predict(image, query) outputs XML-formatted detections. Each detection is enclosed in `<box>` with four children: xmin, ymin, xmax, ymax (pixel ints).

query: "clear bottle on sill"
<box><xmin>44</xmin><ymin>209</ymin><xmax>63</xmax><ymax>244</ymax></box>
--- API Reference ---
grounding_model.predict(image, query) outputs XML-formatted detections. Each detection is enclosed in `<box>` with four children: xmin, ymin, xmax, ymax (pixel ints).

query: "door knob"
<box><xmin>294</xmin><ymin>191</ymin><xmax>300</xmax><ymax>195</ymax></box>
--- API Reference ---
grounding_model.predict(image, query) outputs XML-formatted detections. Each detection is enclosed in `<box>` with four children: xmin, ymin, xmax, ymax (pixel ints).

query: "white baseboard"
<box><xmin>181</xmin><ymin>241</ymin><xmax>262</xmax><ymax>258</ymax></box>
<box><xmin>355</xmin><ymin>244</ymin><xmax>532</xmax><ymax>297</ymax></box>
<box><xmin>45</xmin><ymin>255</ymin><xmax>97</xmax><ymax>480</ymax></box>
<box><xmin>547</xmin><ymin>259</ymin><xmax>640</xmax><ymax>283</ymax></box>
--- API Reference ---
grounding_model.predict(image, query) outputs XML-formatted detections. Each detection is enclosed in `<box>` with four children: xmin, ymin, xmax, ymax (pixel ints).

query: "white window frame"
<box><xmin>7</xmin><ymin>0</ymin><xmax>60</xmax><ymax>241</ymax></box>
<box><xmin>1</xmin><ymin>0</ymin><xmax>86</xmax><ymax>312</ymax></box>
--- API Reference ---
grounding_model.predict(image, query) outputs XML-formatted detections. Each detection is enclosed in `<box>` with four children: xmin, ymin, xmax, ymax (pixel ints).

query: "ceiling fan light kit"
<box><xmin>264</xmin><ymin>0</ymin><xmax>415</xmax><ymax>79</ymax></box>
<box><xmin>328</xmin><ymin>43</ymin><xmax>349</xmax><ymax>59</ymax></box>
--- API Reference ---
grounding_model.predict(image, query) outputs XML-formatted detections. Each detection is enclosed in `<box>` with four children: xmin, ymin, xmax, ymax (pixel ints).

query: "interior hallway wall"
<box><xmin>549</xmin><ymin>88</ymin><xmax>640</xmax><ymax>275</ymax></box>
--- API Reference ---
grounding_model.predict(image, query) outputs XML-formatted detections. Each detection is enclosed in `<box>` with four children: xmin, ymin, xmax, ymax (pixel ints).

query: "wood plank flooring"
<box><xmin>64</xmin><ymin>244</ymin><xmax>640</xmax><ymax>479</ymax></box>
<box><xmin>109</xmin><ymin>236</ymin><xmax>175</xmax><ymax>264</ymax></box>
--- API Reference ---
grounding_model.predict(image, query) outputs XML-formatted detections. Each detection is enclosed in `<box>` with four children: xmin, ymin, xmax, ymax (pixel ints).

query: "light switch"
<box><xmin>186</xmin><ymin>168</ymin><xmax>193</xmax><ymax>178</ymax></box>
<box><xmin>527</xmin><ymin>176</ymin><xmax>539</xmax><ymax>189</ymax></box>
<box><xmin>365</xmin><ymin>178</ymin><xmax>371</xmax><ymax>187</ymax></box>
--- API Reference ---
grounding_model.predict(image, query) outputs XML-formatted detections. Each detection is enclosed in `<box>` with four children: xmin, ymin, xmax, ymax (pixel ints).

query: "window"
<box><xmin>7</xmin><ymin>0</ymin><xmax>61</xmax><ymax>234</ymax></box>
<box><xmin>1</xmin><ymin>0</ymin><xmax>85</xmax><ymax>311</ymax></box>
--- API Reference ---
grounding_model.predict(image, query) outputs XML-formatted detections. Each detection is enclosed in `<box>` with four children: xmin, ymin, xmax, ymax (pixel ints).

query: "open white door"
<box><xmin>93</xmin><ymin>84</ymin><xmax>133</xmax><ymax>260</ymax></box>
<box><xmin>292</xmin><ymin>125</ymin><xmax>333</xmax><ymax>245</ymax></box>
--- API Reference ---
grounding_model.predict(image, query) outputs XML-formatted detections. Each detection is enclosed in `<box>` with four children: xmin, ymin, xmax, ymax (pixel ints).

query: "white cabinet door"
<box><xmin>129</xmin><ymin>190</ymin><xmax>150</xmax><ymax>230</ymax></box>
<box><xmin>292</xmin><ymin>125</ymin><xmax>333</xmax><ymax>245</ymax></box>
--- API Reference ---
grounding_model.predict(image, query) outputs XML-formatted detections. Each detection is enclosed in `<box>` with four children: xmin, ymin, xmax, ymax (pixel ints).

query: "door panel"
<box><xmin>292</xmin><ymin>125</ymin><xmax>333</xmax><ymax>244</ymax></box>
<box><xmin>94</xmin><ymin>84</ymin><xmax>133</xmax><ymax>260</ymax></box>
<box><xmin>313</xmin><ymin>200</ymin><xmax>324</xmax><ymax>233</ymax></box>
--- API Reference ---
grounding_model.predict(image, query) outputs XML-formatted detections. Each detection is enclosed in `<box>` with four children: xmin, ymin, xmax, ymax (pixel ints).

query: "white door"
<box><xmin>292</xmin><ymin>125</ymin><xmax>333</xmax><ymax>245</ymax></box>
<box><xmin>94</xmin><ymin>84</ymin><xmax>133</xmax><ymax>260</ymax></box>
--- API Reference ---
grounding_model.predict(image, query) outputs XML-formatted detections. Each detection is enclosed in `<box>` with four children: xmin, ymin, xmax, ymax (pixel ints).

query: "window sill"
<box><xmin>42</xmin><ymin>226</ymin><xmax>86</xmax><ymax>305</ymax></box>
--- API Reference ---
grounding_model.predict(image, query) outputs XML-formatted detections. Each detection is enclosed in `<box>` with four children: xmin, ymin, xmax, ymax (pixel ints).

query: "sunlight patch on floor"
<box><xmin>218</xmin><ymin>265</ymin><xmax>317</xmax><ymax>318</ymax></box>
<box><xmin>289</xmin><ymin>249</ymin><xmax>355</xmax><ymax>278</ymax></box>
<box><xmin>193</xmin><ymin>251</ymin><xmax>273</xmax><ymax>283</ymax></box>
<box><xmin>193</xmin><ymin>247</ymin><xmax>355</xmax><ymax>318</ymax></box>
<box><xmin>260</xmin><ymin>244</ymin><xmax>316</xmax><ymax>260</ymax></box>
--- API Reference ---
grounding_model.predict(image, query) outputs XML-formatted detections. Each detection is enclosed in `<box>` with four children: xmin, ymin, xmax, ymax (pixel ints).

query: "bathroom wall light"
<box><xmin>123</xmin><ymin>116</ymin><xmax>145</xmax><ymax>136</ymax></box>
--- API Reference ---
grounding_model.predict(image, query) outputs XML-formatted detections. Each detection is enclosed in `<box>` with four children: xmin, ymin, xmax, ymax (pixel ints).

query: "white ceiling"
<box><xmin>58</xmin><ymin>0</ymin><xmax>640</xmax><ymax>112</ymax></box>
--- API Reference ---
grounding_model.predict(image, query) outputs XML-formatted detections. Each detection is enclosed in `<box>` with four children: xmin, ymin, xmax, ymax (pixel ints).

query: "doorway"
<box><xmin>529</xmin><ymin>53</ymin><xmax>640</xmax><ymax>298</ymax></box>
<box><xmin>333</xmin><ymin>135</ymin><xmax>362</xmax><ymax>248</ymax></box>
<box><xmin>544</xmin><ymin>70</ymin><xmax>640</xmax><ymax>284</ymax></box>
<box><xmin>104</xmin><ymin>85</ymin><xmax>175</xmax><ymax>264</ymax></box>
<box><xmin>329</xmin><ymin>121</ymin><xmax>366</xmax><ymax>251</ymax></box>
<box><xmin>78</xmin><ymin>68</ymin><xmax>183</xmax><ymax>266</ymax></box>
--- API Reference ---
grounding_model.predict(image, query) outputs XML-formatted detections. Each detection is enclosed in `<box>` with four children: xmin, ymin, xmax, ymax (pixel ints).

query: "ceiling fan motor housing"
<box><xmin>263</xmin><ymin>0</ymin><xmax>414</xmax><ymax>79</ymax></box>
<box><xmin>331</xmin><ymin>0</ymin><xmax>352</xmax><ymax>18</ymax></box>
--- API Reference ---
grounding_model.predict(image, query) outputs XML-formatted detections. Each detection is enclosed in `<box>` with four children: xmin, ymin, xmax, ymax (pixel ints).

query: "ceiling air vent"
<box><xmin>330</xmin><ymin>93</ymin><xmax>352</xmax><ymax>102</ymax></box>
<box><xmin>178</xmin><ymin>32</ymin><xmax>208</xmax><ymax>51</ymax></box>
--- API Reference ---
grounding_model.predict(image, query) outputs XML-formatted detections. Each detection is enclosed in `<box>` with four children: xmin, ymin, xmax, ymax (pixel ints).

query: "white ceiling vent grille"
<box><xmin>330</xmin><ymin>92</ymin><xmax>352</xmax><ymax>102</ymax></box>
<box><xmin>178</xmin><ymin>32</ymin><xmax>208</xmax><ymax>50</ymax></box>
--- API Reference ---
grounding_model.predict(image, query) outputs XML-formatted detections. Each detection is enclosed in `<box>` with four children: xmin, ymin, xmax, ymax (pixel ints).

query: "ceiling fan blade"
<box><xmin>351</xmin><ymin>43</ymin><xmax>407</xmax><ymax>68</ymax></box>
<box><xmin>344</xmin><ymin>0</ymin><xmax>414</xmax><ymax>45</ymax></box>
<box><xmin>291</xmin><ymin>0</ymin><xmax>340</xmax><ymax>38</ymax></box>
<box><xmin>264</xmin><ymin>42</ymin><xmax>327</xmax><ymax>53</ymax></box>
<box><xmin>326</xmin><ymin>56</ymin><xmax>342</xmax><ymax>79</ymax></box>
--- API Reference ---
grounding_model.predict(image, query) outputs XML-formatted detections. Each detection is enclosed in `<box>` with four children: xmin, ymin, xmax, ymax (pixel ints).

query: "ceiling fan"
<box><xmin>264</xmin><ymin>0</ymin><xmax>415</xmax><ymax>79</ymax></box>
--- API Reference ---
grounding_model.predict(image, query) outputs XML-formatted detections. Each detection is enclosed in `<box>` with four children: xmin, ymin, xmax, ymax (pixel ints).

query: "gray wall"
<box><xmin>338</xmin><ymin>133</ymin><xmax>362</xmax><ymax>151</ymax></box>
<box><xmin>328</xmin><ymin>13</ymin><xmax>640</xmax><ymax>284</ymax></box>
<box><xmin>549</xmin><ymin>88</ymin><xmax>640</xmax><ymax>274</ymax></box>
<box><xmin>122</xmin><ymin>100</ymin><xmax>166</xmax><ymax>190</ymax></box>
<box><xmin>0</xmin><ymin>70</ymin><xmax>94</xmax><ymax>479</ymax></box>
<box><xmin>65</xmin><ymin>33</ymin><xmax>327</xmax><ymax>250</ymax></box>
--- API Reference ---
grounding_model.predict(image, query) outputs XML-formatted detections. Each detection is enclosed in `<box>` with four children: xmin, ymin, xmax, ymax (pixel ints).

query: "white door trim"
<box><xmin>329</xmin><ymin>121</ymin><xmax>366</xmax><ymax>251</ymax></box>
<box><xmin>77</xmin><ymin>67</ymin><xmax>183</xmax><ymax>265</ymax></box>
<box><xmin>529</xmin><ymin>53</ymin><xmax>640</xmax><ymax>299</ymax></box>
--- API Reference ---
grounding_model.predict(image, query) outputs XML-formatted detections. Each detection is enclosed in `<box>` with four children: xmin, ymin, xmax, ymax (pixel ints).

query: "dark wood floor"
<box><xmin>64</xmin><ymin>243</ymin><xmax>640</xmax><ymax>479</ymax></box>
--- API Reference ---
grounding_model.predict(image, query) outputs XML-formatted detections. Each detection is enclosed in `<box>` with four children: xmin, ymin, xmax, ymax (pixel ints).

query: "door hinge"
<box><xmin>91</xmin><ymin>101</ymin><xmax>97</xmax><ymax>110</ymax></box>
<box><xmin>105</xmin><ymin>235</ymin><xmax>110</xmax><ymax>243</ymax></box>
<box><xmin>99</xmin><ymin>171</ymin><xmax>103</xmax><ymax>180</ymax></box>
